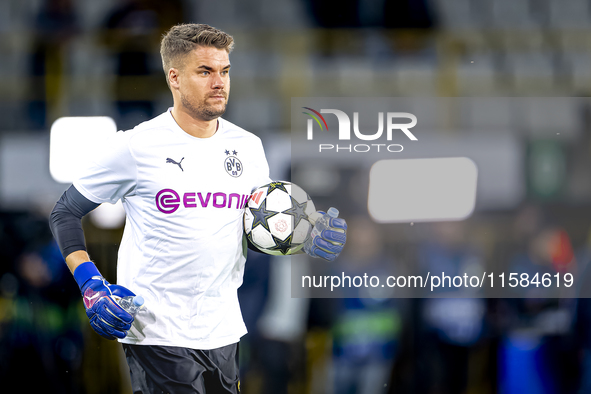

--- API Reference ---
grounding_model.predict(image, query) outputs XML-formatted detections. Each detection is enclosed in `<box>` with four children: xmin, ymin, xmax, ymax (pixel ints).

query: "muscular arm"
<box><xmin>49</xmin><ymin>185</ymin><xmax>100</xmax><ymax>273</ymax></box>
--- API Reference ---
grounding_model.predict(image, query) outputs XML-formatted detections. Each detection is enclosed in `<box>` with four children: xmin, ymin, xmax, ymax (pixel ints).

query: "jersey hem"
<box><xmin>117</xmin><ymin>329</ymin><xmax>247</xmax><ymax>351</ymax></box>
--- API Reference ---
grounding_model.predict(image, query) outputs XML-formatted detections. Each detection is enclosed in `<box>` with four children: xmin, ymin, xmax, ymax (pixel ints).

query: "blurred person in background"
<box><xmin>329</xmin><ymin>216</ymin><xmax>404</xmax><ymax>394</ymax></box>
<box><xmin>416</xmin><ymin>221</ymin><xmax>488</xmax><ymax>394</ymax></box>
<box><xmin>240</xmin><ymin>250</ymin><xmax>309</xmax><ymax>394</ymax></box>
<box><xmin>498</xmin><ymin>205</ymin><xmax>577</xmax><ymax>394</ymax></box>
<box><xmin>238</xmin><ymin>248</ymin><xmax>305</xmax><ymax>394</ymax></box>
<box><xmin>0</xmin><ymin>212</ymin><xmax>84</xmax><ymax>393</ymax></box>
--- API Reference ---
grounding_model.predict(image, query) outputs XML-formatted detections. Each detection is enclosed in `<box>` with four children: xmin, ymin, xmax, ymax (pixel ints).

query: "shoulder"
<box><xmin>117</xmin><ymin>111</ymin><xmax>176</xmax><ymax>144</ymax></box>
<box><xmin>219</xmin><ymin>118</ymin><xmax>264</xmax><ymax>145</ymax></box>
<box><xmin>126</xmin><ymin>111</ymin><xmax>173</xmax><ymax>134</ymax></box>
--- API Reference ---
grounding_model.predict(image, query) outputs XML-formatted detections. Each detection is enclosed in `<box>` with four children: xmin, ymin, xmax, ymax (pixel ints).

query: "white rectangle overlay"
<box><xmin>368</xmin><ymin>157</ymin><xmax>478</xmax><ymax>223</ymax></box>
<box><xmin>50</xmin><ymin>116</ymin><xmax>117</xmax><ymax>183</ymax></box>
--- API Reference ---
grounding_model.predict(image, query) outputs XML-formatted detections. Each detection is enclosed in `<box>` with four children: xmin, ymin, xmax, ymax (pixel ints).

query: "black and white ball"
<box><xmin>244</xmin><ymin>181</ymin><xmax>316</xmax><ymax>255</ymax></box>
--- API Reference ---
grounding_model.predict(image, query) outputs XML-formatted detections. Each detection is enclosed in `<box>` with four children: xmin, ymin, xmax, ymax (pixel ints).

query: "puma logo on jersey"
<box><xmin>166</xmin><ymin>157</ymin><xmax>184</xmax><ymax>171</ymax></box>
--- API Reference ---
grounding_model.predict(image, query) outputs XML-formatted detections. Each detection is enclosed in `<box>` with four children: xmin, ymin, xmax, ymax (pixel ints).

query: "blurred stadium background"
<box><xmin>2</xmin><ymin>0</ymin><xmax>591</xmax><ymax>393</ymax></box>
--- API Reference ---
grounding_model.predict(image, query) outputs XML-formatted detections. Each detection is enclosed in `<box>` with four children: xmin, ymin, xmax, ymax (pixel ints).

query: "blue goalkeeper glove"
<box><xmin>305</xmin><ymin>211</ymin><xmax>347</xmax><ymax>261</ymax></box>
<box><xmin>74</xmin><ymin>261</ymin><xmax>135</xmax><ymax>340</ymax></box>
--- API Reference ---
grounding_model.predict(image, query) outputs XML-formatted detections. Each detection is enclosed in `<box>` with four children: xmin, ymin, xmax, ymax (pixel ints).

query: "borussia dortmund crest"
<box><xmin>224</xmin><ymin>149</ymin><xmax>243</xmax><ymax>177</ymax></box>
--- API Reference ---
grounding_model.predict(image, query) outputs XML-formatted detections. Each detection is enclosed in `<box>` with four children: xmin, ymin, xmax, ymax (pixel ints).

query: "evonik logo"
<box><xmin>302</xmin><ymin>107</ymin><xmax>417</xmax><ymax>153</ymax></box>
<box><xmin>156</xmin><ymin>189</ymin><xmax>251</xmax><ymax>214</ymax></box>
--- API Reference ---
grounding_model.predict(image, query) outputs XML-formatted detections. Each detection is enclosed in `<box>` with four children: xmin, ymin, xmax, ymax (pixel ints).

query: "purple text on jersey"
<box><xmin>156</xmin><ymin>189</ymin><xmax>250</xmax><ymax>214</ymax></box>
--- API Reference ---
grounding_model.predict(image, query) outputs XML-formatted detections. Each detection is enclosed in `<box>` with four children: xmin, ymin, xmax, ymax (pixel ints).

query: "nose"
<box><xmin>211</xmin><ymin>72</ymin><xmax>224</xmax><ymax>89</ymax></box>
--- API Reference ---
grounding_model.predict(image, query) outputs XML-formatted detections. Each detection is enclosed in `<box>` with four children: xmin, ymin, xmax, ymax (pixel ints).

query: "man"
<box><xmin>49</xmin><ymin>23</ymin><xmax>347</xmax><ymax>393</ymax></box>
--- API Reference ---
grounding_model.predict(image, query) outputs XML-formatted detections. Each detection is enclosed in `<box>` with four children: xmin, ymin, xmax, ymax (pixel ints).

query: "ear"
<box><xmin>168</xmin><ymin>68</ymin><xmax>180</xmax><ymax>89</ymax></box>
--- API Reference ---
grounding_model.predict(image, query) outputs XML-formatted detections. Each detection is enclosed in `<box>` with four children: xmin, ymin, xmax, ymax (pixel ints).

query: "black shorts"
<box><xmin>123</xmin><ymin>343</ymin><xmax>240</xmax><ymax>394</ymax></box>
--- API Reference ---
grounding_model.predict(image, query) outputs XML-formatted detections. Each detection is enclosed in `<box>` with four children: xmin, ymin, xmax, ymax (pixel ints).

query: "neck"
<box><xmin>171</xmin><ymin>103</ymin><xmax>218</xmax><ymax>138</ymax></box>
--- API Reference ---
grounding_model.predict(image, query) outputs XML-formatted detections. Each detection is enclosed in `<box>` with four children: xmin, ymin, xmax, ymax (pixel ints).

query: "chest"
<box><xmin>134</xmin><ymin>139</ymin><xmax>257</xmax><ymax>198</ymax></box>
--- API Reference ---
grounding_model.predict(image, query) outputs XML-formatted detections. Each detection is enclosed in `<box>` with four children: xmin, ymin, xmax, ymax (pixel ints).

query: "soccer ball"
<box><xmin>244</xmin><ymin>181</ymin><xmax>316</xmax><ymax>255</ymax></box>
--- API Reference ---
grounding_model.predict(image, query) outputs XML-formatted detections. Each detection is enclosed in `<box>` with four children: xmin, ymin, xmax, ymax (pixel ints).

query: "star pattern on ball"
<box><xmin>284</xmin><ymin>197</ymin><xmax>307</xmax><ymax>229</ymax></box>
<box><xmin>232</xmin><ymin>150</ymin><xmax>238</xmax><ymax>155</ymax></box>
<box><xmin>267</xmin><ymin>182</ymin><xmax>289</xmax><ymax>195</ymax></box>
<box><xmin>249</xmin><ymin>199</ymin><xmax>279</xmax><ymax>232</ymax></box>
<box><xmin>270</xmin><ymin>234</ymin><xmax>293</xmax><ymax>255</ymax></box>
<box><xmin>225</xmin><ymin>150</ymin><xmax>230</xmax><ymax>155</ymax></box>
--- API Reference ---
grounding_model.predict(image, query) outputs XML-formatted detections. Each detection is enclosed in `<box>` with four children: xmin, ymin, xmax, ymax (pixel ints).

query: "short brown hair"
<box><xmin>160</xmin><ymin>23</ymin><xmax>234</xmax><ymax>85</ymax></box>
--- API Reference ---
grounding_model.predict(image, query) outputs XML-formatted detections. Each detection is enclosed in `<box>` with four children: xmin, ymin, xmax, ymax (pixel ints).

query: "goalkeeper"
<box><xmin>49</xmin><ymin>23</ymin><xmax>346</xmax><ymax>394</ymax></box>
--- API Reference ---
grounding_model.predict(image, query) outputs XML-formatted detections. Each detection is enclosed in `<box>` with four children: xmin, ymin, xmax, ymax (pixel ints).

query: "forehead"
<box><xmin>183</xmin><ymin>46</ymin><xmax>230</xmax><ymax>68</ymax></box>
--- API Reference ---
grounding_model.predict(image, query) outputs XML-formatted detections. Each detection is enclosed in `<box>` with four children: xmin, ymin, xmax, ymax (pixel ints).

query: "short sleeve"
<box><xmin>252</xmin><ymin>138</ymin><xmax>272</xmax><ymax>190</ymax></box>
<box><xmin>73</xmin><ymin>132</ymin><xmax>137</xmax><ymax>204</ymax></box>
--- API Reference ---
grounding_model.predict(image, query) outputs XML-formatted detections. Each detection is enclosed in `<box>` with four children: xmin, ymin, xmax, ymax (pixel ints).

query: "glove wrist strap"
<box><xmin>73</xmin><ymin>261</ymin><xmax>102</xmax><ymax>291</ymax></box>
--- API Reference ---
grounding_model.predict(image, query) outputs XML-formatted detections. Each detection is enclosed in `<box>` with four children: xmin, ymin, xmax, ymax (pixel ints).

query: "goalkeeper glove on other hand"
<box><xmin>306</xmin><ymin>211</ymin><xmax>347</xmax><ymax>261</ymax></box>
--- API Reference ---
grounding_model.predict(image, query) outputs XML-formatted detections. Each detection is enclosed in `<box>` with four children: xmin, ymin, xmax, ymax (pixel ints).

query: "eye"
<box><xmin>200</xmin><ymin>71</ymin><xmax>209</xmax><ymax>76</ymax></box>
<box><xmin>221</xmin><ymin>70</ymin><xmax>229</xmax><ymax>76</ymax></box>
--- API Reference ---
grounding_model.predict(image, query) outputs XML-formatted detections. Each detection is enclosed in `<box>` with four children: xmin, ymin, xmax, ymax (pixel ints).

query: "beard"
<box><xmin>180</xmin><ymin>93</ymin><xmax>228</xmax><ymax>121</ymax></box>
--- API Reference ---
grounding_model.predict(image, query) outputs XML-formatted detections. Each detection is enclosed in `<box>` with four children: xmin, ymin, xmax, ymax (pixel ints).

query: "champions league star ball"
<box><xmin>244</xmin><ymin>181</ymin><xmax>316</xmax><ymax>255</ymax></box>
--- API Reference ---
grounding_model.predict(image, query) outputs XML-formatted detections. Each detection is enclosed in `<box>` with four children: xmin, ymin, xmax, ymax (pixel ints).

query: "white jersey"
<box><xmin>74</xmin><ymin>108</ymin><xmax>271</xmax><ymax>350</ymax></box>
